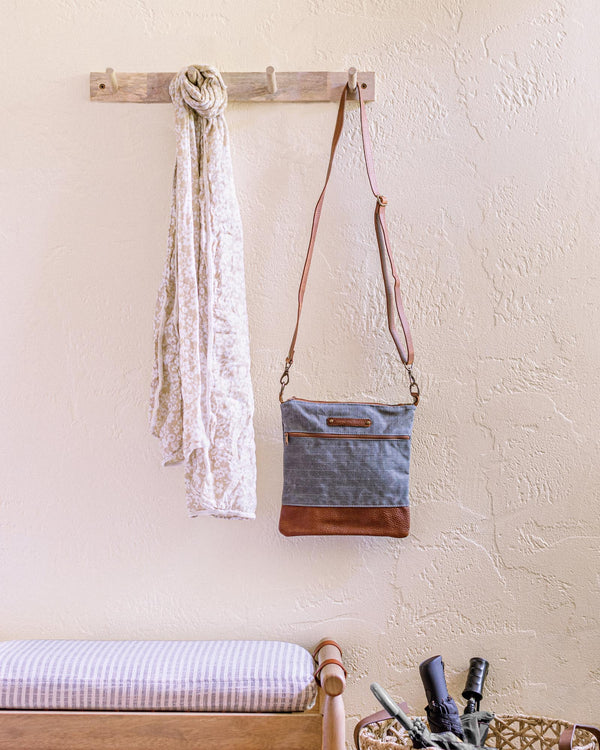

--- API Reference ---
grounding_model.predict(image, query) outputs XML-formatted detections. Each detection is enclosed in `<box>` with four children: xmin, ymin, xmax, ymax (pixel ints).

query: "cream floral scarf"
<box><xmin>150</xmin><ymin>65</ymin><xmax>257</xmax><ymax>519</ymax></box>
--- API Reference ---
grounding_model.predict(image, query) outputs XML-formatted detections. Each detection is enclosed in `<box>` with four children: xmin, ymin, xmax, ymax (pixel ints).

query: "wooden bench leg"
<box><xmin>314</xmin><ymin>640</ymin><xmax>346</xmax><ymax>750</ymax></box>
<box><xmin>323</xmin><ymin>693</ymin><xmax>345</xmax><ymax>750</ymax></box>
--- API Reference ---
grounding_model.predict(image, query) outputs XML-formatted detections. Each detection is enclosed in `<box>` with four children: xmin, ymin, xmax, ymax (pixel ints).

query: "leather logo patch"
<box><xmin>326</xmin><ymin>417</ymin><xmax>371</xmax><ymax>428</ymax></box>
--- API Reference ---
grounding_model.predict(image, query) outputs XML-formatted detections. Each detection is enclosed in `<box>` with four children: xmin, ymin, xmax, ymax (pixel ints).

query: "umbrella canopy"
<box><xmin>461</xmin><ymin>710</ymin><xmax>495</xmax><ymax>747</ymax></box>
<box><xmin>426</xmin><ymin>696</ymin><xmax>465</xmax><ymax>738</ymax></box>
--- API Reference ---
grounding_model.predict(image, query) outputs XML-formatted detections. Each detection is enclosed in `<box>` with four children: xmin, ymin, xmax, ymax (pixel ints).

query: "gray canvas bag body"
<box><xmin>278</xmin><ymin>83</ymin><xmax>419</xmax><ymax>538</ymax></box>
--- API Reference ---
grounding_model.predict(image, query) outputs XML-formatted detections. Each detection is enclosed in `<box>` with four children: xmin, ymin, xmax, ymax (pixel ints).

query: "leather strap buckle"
<box><xmin>406</xmin><ymin>364</ymin><xmax>420</xmax><ymax>406</ymax></box>
<box><xmin>279</xmin><ymin>359</ymin><xmax>293</xmax><ymax>402</ymax></box>
<box><xmin>377</xmin><ymin>194</ymin><xmax>388</xmax><ymax>206</ymax></box>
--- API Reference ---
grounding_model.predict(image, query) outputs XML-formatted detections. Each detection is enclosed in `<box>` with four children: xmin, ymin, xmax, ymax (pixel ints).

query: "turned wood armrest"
<box><xmin>313</xmin><ymin>639</ymin><xmax>346</xmax><ymax>697</ymax></box>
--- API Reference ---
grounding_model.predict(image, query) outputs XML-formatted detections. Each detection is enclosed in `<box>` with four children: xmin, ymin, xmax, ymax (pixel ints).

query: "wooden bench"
<box><xmin>0</xmin><ymin>638</ymin><xmax>346</xmax><ymax>750</ymax></box>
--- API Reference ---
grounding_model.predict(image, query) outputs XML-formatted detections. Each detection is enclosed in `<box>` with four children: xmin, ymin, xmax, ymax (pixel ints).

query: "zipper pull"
<box><xmin>284</xmin><ymin>432</ymin><xmax>289</xmax><ymax>445</ymax></box>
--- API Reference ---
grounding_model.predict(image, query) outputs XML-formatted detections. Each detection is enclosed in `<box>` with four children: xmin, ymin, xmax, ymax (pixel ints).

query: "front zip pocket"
<box><xmin>284</xmin><ymin>431</ymin><xmax>410</xmax><ymax>445</ymax></box>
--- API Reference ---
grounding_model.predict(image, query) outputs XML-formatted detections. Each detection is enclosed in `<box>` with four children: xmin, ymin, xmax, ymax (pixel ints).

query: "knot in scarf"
<box><xmin>170</xmin><ymin>65</ymin><xmax>228</xmax><ymax>118</ymax></box>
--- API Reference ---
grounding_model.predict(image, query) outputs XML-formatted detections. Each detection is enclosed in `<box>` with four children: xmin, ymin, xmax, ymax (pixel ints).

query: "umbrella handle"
<box><xmin>370</xmin><ymin>683</ymin><xmax>415</xmax><ymax>732</ymax></box>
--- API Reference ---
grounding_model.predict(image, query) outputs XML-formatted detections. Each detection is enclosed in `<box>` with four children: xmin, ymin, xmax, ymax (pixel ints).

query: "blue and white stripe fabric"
<box><xmin>0</xmin><ymin>640</ymin><xmax>318</xmax><ymax>712</ymax></box>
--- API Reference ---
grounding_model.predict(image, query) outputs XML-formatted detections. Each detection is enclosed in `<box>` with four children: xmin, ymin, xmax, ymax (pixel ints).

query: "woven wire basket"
<box><xmin>357</xmin><ymin>715</ymin><xmax>599</xmax><ymax>750</ymax></box>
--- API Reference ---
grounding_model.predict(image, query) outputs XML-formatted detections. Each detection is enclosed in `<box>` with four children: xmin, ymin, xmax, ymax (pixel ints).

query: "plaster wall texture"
<box><xmin>1</xmin><ymin>0</ymin><xmax>599</xmax><ymax>737</ymax></box>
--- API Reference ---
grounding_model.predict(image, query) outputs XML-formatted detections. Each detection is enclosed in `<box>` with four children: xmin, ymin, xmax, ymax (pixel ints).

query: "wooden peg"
<box><xmin>347</xmin><ymin>67</ymin><xmax>357</xmax><ymax>92</ymax></box>
<box><xmin>186</xmin><ymin>66</ymin><xmax>198</xmax><ymax>84</ymax></box>
<box><xmin>106</xmin><ymin>67</ymin><xmax>118</xmax><ymax>93</ymax></box>
<box><xmin>266</xmin><ymin>66</ymin><xmax>277</xmax><ymax>94</ymax></box>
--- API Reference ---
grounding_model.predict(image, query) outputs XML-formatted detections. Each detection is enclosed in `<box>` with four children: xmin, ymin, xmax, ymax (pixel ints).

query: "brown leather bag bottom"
<box><xmin>279</xmin><ymin>505</ymin><xmax>410</xmax><ymax>538</ymax></box>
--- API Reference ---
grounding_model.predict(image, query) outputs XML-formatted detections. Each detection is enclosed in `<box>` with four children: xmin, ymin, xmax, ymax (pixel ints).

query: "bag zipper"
<box><xmin>284</xmin><ymin>431</ymin><xmax>410</xmax><ymax>445</ymax></box>
<box><xmin>286</xmin><ymin>396</ymin><xmax>409</xmax><ymax>406</ymax></box>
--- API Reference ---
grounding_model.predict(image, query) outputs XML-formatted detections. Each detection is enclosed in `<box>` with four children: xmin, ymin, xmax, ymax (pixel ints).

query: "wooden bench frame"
<box><xmin>0</xmin><ymin>640</ymin><xmax>346</xmax><ymax>750</ymax></box>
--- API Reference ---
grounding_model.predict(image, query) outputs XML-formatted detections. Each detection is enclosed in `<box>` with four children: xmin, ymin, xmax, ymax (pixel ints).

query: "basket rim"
<box><xmin>358</xmin><ymin>712</ymin><xmax>598</xmax><ymax>743</ymax></box>
<box><xmin>488</xmin><ymin>714</ymin><xmax>593</xmax><ymax>729</ymax></box>
<box><xmin>360</xmin><ymin>713</ymin><xmax>589</xmax><ymax>728</ymax></box>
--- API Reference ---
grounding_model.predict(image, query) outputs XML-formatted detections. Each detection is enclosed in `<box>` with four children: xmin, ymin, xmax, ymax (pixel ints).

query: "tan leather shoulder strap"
<box><xmin>559</xmin><ymin>724</ymin><xmax>600</xmax><ymax>750</ymax></box>
<box><xmin>283</xmin><ymin>85</ymin><xmax>349</xmax><ymax>371</ymax></box>
<box><xmin>353</xmin><ymin>703</ymin><xmax>410</xmax><ymax>749</ymax></box>
<box><xmin>279</xmin><ymin>84</ymin><xmax>418</xmax><ymax>404</ymax></box>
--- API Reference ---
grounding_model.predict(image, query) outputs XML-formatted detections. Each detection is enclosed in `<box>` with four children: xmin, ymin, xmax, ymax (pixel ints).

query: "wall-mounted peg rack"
<box><xmin>89</xmin><ymin>67</ymin><xmax>375</xmax><ymax>103</ymax></box>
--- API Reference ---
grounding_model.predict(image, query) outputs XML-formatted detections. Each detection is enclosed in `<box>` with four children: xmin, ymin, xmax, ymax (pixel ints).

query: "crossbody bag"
<box><xmin>278</xmin><ymin>82</ymin><xmax>419</xmax><ymax>538</ymax></box>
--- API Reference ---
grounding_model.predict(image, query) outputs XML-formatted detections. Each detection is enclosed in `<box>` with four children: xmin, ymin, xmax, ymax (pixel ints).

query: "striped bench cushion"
<box><xmin>0</xmin><ymin>640</ymin><xmax>318</xmax><ymax>712</ymax></box>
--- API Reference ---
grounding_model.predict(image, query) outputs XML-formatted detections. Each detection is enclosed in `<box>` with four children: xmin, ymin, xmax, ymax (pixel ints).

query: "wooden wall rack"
<box><xmin>89</xmin><ymin>67</ymin><xmax>375</xmax><ymax>103</ymax></box>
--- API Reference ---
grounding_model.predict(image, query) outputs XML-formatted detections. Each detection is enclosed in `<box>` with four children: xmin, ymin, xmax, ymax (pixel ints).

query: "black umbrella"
<box><xmin>371</xmin><ymin>683</ymin><xmax>481</xmax><ymax>750</ymax></box>
<box><xmin>461</xmin><ymin>657</ymin><xmax>494</xmax><ymax>747</ymax></box>
<box><xmin>419</xmin><ymin>656</ymin><xmax>464</xmax><ymax>739</ymax></box>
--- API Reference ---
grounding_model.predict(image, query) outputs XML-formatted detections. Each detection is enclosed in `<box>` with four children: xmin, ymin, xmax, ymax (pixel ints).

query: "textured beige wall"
<box><xmin>1</xmin><ymin>0</ymin><xmax>599</xmax><ymax>736</ymax></box>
